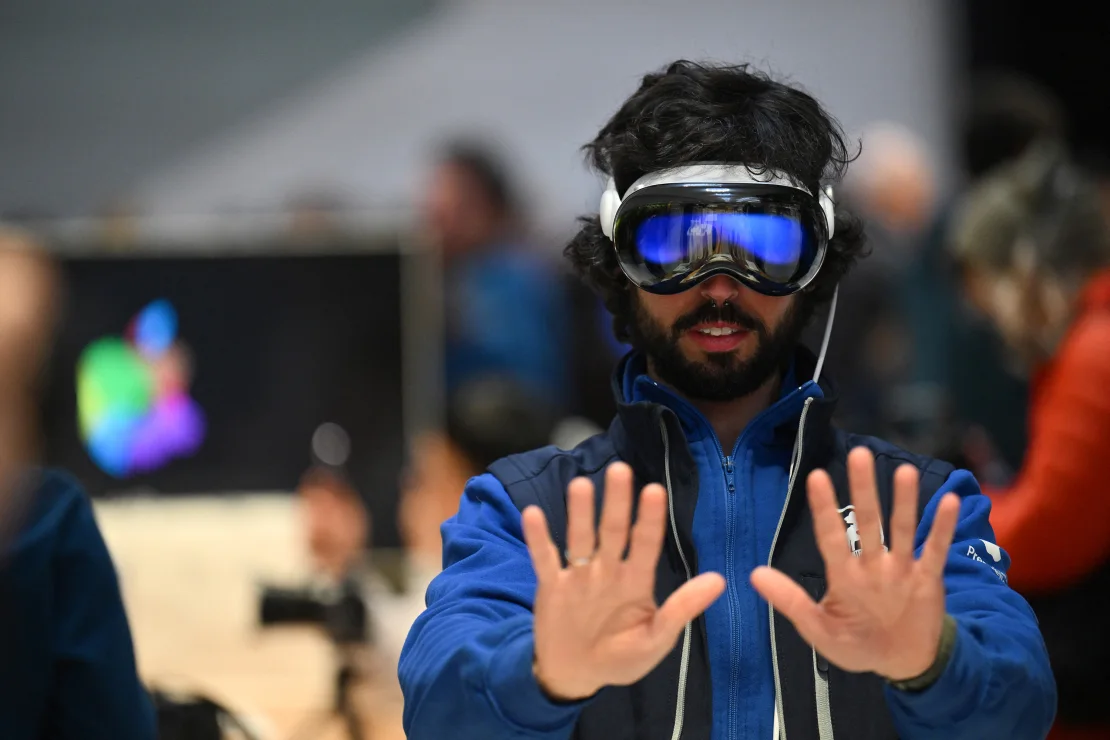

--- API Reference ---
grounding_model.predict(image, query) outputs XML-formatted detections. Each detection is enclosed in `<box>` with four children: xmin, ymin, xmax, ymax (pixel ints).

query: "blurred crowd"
<box><xmin>3</xmin><ymin>64</ymin><xmax>1110</xmax><ymax>739</ymax></box>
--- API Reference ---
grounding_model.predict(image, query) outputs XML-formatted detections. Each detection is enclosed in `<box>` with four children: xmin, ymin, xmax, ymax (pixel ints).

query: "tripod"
<box><xmin>281</xmin><ymin>576</ymin><xmax>373</xmax><ymax>740</ymax></box>
<box><xmin>286</xmin><ymin>645</ymin><xmax>368</xmax><ymax>740</ymax></box>
<box><xmin>334</xmin><ymin>648</ymin><xmax>365</xmax><ymax>740</ymax></box>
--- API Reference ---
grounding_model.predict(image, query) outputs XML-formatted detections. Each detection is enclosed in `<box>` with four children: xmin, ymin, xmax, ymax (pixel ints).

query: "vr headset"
<box><xmin>600</xmin><ymin>163</ymin><xmax>836</xmax><ymax>297</ymax></box>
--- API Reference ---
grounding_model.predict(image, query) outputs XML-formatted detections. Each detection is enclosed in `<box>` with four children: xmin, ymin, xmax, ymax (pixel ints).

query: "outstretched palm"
<box><xmin>751</xmin><ymin>448</ymin><xmax>961</xmax><ymax>681</ymax></box>
<box><xmin>522</xmin><ymin>462</ymin><xmax>725</xmax><ymax>701</ymax></box>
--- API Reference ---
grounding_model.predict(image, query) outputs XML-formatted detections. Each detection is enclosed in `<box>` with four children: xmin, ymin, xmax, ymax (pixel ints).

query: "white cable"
<box><xmin>811</xmin><ymin>285</ymin><xmax>838</xmax><ymax>384</ymax></box>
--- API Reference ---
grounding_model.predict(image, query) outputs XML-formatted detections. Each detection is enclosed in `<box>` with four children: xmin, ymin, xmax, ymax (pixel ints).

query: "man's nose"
<box><xmin>699</xmin><ymin>274</ymin><xmax>741</xmax><ymax>306</ymax></box>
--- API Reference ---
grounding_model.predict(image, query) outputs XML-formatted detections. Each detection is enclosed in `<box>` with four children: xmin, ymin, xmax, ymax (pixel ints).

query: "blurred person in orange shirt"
<box><xmin>950</xmin><ymin>140</ymin><xmax>1110</xmax><ymax>740</ymax></box>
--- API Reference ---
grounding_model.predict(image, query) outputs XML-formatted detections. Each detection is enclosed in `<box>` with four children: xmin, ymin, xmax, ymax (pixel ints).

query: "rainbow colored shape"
<box><xmin>77</xmin><ymin>300</ymin><xmax>206</xmax><ymax>478</ymax></box>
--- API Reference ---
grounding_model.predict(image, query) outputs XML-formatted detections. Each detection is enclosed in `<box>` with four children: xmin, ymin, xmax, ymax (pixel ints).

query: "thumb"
<box><xmin>651</xmin><ymin>573</ymin><xmax>726</xmax><ymax>643</ymax></box>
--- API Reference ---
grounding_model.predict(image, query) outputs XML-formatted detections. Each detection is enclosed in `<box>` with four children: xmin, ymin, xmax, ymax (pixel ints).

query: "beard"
<box><xmin>628</xmin><ymin>293</ymin><xmax>810</xmax><ymax>402</ymax></box>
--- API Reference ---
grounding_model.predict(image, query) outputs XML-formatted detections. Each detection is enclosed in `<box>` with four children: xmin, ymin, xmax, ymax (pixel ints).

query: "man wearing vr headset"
<box><xmin>399</xmin><ymin>61</ymin><xmax>1055</xmax><ymax>740</ymax></box>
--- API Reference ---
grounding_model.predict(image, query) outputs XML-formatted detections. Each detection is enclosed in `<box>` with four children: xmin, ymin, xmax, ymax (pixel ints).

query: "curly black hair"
<box><xmin>565</xmin><ymin>60</ymin><xmax>867</xmax><ymax>343</ymax></box>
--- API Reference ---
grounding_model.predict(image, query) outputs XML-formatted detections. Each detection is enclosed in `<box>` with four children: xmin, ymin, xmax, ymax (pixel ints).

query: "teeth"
<box><xmin>698</xmin><ymin>327</ymin><xmax>738</xmax><ymax>336</ymax></box>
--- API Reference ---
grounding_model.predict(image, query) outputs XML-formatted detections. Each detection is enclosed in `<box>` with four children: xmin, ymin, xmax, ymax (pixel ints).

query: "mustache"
<box><xmin>671</xmin><ymin>300</ymin><xmax>765</xmax><ymax>337</ymax></box>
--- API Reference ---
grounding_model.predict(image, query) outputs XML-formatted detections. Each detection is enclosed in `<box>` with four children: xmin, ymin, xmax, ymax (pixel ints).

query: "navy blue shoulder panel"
<box><xmin>841</xmin><ymin>431</ymin><xmax>956</xmax><ymax>494</ymax></box>
<box><xmin>832</xmin><ymin>430</ymin><xmax>958</xmax><ymax>524</ymax></box>
<box><xmin>487</xmin><ymin>433</ymin><xmax>619</xmax><ymax>553</ymax></box>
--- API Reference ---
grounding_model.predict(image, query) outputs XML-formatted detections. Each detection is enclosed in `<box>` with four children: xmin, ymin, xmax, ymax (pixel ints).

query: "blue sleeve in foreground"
<box><xmin>399</xmin><ymin>473</ymin><xmax>585</xmax><ymax>740</ymax></box>
<box><xmin>884</xmin><ymin>468</ymin><xmax>1057</xmax><ymax>739</ymax></box>
<box><xmin>43</xmin><ymin>471</ymin><xmax>156</xmax><ymax>740</ymax></box>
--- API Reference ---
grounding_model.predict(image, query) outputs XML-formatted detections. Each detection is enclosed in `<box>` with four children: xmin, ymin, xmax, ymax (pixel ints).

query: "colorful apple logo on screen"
<box><xmin>77</xmin><ymin>299</ymin><xmax>206</xmax><ymax>478</ymax></box>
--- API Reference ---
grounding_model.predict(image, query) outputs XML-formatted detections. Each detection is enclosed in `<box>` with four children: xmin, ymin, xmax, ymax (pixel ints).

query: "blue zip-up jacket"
<box><xmin>399</xmin><ymin>350</ymin><xmax>1056</xmax><ymax>739</ymax></box>
<box><xmin>627</xmin><ymin>357</ymin><xmax>809</xmax><ymax>739</ymax></box>
<box><xmin>0</xmin><ymin>469</ymin><xmax>156</xmax><ymax>740</ymax></box>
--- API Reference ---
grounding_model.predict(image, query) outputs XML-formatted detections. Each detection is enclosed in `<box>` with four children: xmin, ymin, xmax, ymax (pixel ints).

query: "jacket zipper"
<box><xmin>659</xmin><ymin>417</ymin><xmax>693</xmax><ymax>740</ymax></box>
<box><xmin>768</xmin><ymin>396</ymin><xmax>816</xmax><ymax>740</ymax></box>
<box><xmin>723</xmin><ymin>453</ymin><xmax>741</xmax><ymax>740</ymax></box>
<box><xmin>695</xmin><ymin>420</ymin><xmax>743</xmax><ymax>740</ymax></box>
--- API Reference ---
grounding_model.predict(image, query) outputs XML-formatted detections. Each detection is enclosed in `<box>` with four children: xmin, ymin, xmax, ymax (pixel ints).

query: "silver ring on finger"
<box><xmin>565</xmin><ymin>550</ymin><xmax>592</xmax><ymax>567</ymax></box>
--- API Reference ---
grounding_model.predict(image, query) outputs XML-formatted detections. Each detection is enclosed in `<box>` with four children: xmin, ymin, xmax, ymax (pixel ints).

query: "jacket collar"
<box><xmin>607</xmin><ymin>347</ymin><xmax>840</xmax><ymax>487</ymax></box>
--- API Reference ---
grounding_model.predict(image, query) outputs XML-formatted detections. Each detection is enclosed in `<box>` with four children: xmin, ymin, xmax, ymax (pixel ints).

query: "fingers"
<box><xmin>565</xmin><ymin>476</ymin><xmax>596</xmax><ymax>562</ymax></box>
<box><xmin>919</xmin><ymin>493</ymin><xmax>961</xmax><ymax>577</ymax></box>
<box><xmin>625</xmin><ymin>483</ymin><xmax>667</xmax><ymax>586</ymax></box>
<box><xmin>889</xmin><ymin>464</ymin><xmax>920</xmax><ymax>562</ymax></box>
<box><xmin>597</xmin><ymin>463</ymin><xmax>634</xmax><ymax>564</ymax></box>
<box><xmin>652</xmin><ymin>572</ymin><xmax>725</xmax><ymax>641</ymax></box>
<box><xmin>750</xmin><ymin>567</ymin><xmax>831</xmax><ymax>650</ymax></box>
<box><xmin>522</xmin><ymin>505</ymin><xmax>560</xmax><ymax>583</ymax></box>
<box><xmin>847</xmin><ymin>448</ymin><xmax>883</xmax><ymax>559</ymax></box>
<box><xmin>807</xmin><ymin>469</ymin><xmax>851</xmax><ymax>575</ymax></box>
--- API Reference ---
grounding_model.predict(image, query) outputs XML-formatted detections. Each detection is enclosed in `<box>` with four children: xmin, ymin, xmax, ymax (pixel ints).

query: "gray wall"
<box><xmin>134</xmin><ymin>0</ymin><xmax>960</xmax><ymax>237</ymax></box>
<box><xmin>2</xmin><ymin>0</ymin><xmax>958</xmax><ymax>234</ymax></box>
<box><xmin>0</xmin><ymin>0</ymin><xmax>437</xmax><ymax>216</ymax></box>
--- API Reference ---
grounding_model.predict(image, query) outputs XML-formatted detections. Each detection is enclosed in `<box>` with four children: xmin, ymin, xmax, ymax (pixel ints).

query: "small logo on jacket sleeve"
<box><xmin>980</xmin><ymin>539</ymin><xmax>1002</xmax><ymax>562</ymax></box>
<box><xmin>964</xmin><ymin>540</ymin><xmax>1008</xmax><ymax>583</ymax></box>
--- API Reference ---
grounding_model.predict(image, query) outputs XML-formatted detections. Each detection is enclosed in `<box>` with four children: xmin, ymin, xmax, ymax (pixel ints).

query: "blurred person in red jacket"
<box><xmin>950</xmin><ymin>140</ymin><xmax>1110</xmax><ymax>740</ymax></box>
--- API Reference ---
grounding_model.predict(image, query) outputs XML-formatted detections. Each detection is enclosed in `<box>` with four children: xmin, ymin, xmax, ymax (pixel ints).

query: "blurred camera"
<box><xmin>257</xmin><ymin>577</ymin><xmax>371</xmax><ymax>646</ymax></box>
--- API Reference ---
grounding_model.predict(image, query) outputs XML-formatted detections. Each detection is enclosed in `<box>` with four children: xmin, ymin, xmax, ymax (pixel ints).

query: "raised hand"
<box><xmin>751</xmin><ymin>448</ymin><xmax>961</xmax><ymax>682</ymax></box>
<box><xmin>522</xmin><ymin>462</ymin><xmax>726</xmax><ymax>701</ymax></box>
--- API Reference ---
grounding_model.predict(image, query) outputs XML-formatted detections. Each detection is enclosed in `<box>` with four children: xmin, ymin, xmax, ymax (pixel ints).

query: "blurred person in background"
<box><xmin>399</xmin><ymin>376</ymin><xmax>558</xmax><ymax>576</ymax></box>
<box><xmin>400</xmin><ymin>60</ymin><xmax>1055</xmax><ymax>740</ymax></box>
<box><xmin>949</xmin><ymin>140</ymin><xmax>1110</xmax><ymax>740</ymax></box>
<box><xmin>303</xmin><ymin>376</ymin><xmax>559</xmax><ymax>663</ymax></box>
<box><xmin>299</xmin><ymin>465</ymin><xmax>371</xmax><ymax>581</ymax></box>
<box><xmin>422</xmin><ymin>140</ymin><xmax>571</xmax><ymax>407</ymax></box>
<box><xmin>299</xmin><ymin>378</ymin><xmax>559</xmax><ymax>586</ymax></box>
<box><xmin>285</xmin><ymin>190</ymin><xmax>350</xmax><ymax>246</ymax></box>
<box><xmin>801</xmin><ymin>121</ymin><xmax>938</xmax><ymax>439</ymax></box>
<box><xmin>902</xmin><ymin>70</ymin><xmax>1067</xmax><ymax>472</ymax></box>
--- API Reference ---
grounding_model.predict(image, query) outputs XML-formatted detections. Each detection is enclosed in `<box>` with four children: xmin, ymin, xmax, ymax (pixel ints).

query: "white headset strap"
<box><xmin>627</xmin><ymin>164</ymin><xmax>811</xmax><ymax>196</ymax></box>
<box><xmin>600</xmin><ymin>163</ymin><xmax>835</xmax><ymax>239</ymax></box>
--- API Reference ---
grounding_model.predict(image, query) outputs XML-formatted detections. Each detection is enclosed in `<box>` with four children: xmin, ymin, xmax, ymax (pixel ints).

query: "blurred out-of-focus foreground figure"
<box><xmin>950</xmin><ymin>140</ymin><xmax>1110</xmax><ymax>740</ymax></box>
<box><xmin>1</xmin><ymin>228</ymin><xmax>155</xmax><ymax>740</ymax></box>
<box><xmin>0</xmin><ymin>227</ymin><xmax>58</xmax><ymax>493</ymax></box>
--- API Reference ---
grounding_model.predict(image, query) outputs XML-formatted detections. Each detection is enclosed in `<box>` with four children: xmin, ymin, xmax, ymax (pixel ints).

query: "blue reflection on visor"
<box><xmin>635</xmin><ymin>212</ymin><xmax>805</xmax><ymax>268</ymax></box>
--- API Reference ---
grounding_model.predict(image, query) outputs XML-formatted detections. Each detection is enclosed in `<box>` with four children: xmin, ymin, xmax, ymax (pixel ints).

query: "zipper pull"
<box><xmin>724</xmin><ymin>456</ymin><xmax>733</xmax><ymax>473</ymax></box>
